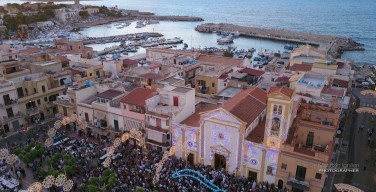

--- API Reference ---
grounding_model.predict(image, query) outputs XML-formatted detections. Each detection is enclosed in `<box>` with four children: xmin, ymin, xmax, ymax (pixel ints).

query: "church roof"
<box><xmin>181</xmin><ymin>104</ymin><xmax>220</xmax><ymax>127</ymax></box>
<box><xmin>246</xmin><ymin>120</ymin><xmax>266</xmax><ymax>143</ymax></box>
<box><xmin>268</xmin><ymin>87</ymin><xmax>294</xmax><ymax>98</ymax></box>
<box><xmin>223</xmin><ymin>88</ymin><xmax>267</xmax><ymax>127</ymax></box>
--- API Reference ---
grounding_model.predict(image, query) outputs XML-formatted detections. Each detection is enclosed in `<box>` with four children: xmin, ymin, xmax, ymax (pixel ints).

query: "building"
<box><xmin>276</xmin><ymin>98</ymin><xmax>340</xmax><ymax>192</ymax></box>
<box><xmin>119</xmin><ymin>88</ymin><xmax>158</xmax><ymax>142</ymax></box>
<box><xmin>0</xmin><ymin>78</ymin><xmax>22</xmax><ymax>135</ymax></box>
<box><xmin>174</xmin><ymin>87</ymin><xmax>279</xmax><ymax>182</ymax></box>
<box><xmin>54</xmin><ymin>8</ymin><xmax>80</xmax><ymax>23</ymax></box>
<box><xmin>0</xmin><ymin>45</ymin><xmax>19</xmax><ymax>62</ymax></box>
<box><xmin>54</xmin><ymin>39</ymin><xmax>94</xmax><ymax>59</ymax></box>
<box><xmin>84</xmin><ymin>7</ymin><xmax>99</xmax><ymax>15</ymax></box>
<box><xmin>144</xmin><ymin>84</ymin><xmax>195</xmax><ymax>150</ymax></box>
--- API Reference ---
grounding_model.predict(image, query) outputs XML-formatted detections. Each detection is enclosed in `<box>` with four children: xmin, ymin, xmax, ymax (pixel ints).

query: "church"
<box><xmin>173</xmin><ymin>86</ymin><xmax>298</xmax><ymax>184</ymax></box>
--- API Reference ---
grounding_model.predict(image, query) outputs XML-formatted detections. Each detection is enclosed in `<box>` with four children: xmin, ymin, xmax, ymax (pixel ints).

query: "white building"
<box><xmin>145</xmin><ymin>84</ymin><xmax>195</xmax><ymax>150</ymax></box>
<box><xmin>0</xmin><ymin>79</ymin><xmax>22</xmax><ymax>135</ymax></box>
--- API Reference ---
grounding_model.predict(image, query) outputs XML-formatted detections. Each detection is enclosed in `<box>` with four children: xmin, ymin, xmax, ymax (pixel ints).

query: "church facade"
<box><xmin>173</xmin><ymin>87</ymin><xmax>298</xmax><ymax>184</ymax></box>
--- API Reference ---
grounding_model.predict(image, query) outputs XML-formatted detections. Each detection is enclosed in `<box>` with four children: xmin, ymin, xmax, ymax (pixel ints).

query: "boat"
<box><xmin>284</xmin><ymin>45</ymin><xmax>297</xmax><ymax>50</ymax></box>
<box><xmin>135</xmin><ymin>23</ymin><xmax>145</xmax><ymax>28</ymax></box>
<box><xmin>230</xmin><ymin>31</ymin><xmax>240</xmax><ymax>37</ymax></box>
<box><xmin>217</xmin><ymin>36</ymin><xmax>233</xmax><ymax>45</ymax></box>
<box><xmin>184</xmin><ymin>43</ymin><xmax>188</xmax><ymax>48</ymax></box>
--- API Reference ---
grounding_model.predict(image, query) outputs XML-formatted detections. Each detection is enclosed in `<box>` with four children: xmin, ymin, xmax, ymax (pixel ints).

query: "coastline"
<box><xmin>74</xmin><ymin>15</ymin><xmax>204</xmax><ymax>29</ymax></box>
<box><xmin>195</xmin><ymin>23</ymin><xmax>364</xmax><ymax>58</ymax></box>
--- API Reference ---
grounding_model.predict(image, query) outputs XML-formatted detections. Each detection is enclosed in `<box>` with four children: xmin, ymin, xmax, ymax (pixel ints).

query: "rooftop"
<box><xmin>321</xmin><ymin>87</ymin><xmax>346</xmax><ymax>97</ymax></box>
<box><xmin>239</xmin><ymin>68</ymin><xmax>265</xmax><ymax>77</ymax></box>
<box><xmin>172</xmin><ymin>87</ymin><xmax>192</xmax><ymax>93</ymax></box>
<box><xmin>160</xmin><ymin>76</ymin><xmax>184</xmax><ymax>85</ymax></box>
<box><xmin>246</xmin><ymin>120</ymin><xmax>266</xmax><ymax>143</ymax></box>
<box><xmin>96</xmin><ymin>89</ymin><xmax>124</xmax><ymax>100</ymax></box>
<box><xmin>223</xmin><ymin>88</ymin><xmax>267</xmax><ymax>127</ymax></box>
<box><xmin>216</xmin><ymin>87</ymin><xmax>244</xmax><ymax>98</ymax></box>
<box><xmin>181</xmin><ymin>103</ymin><xmax>220</xmax><ymax>127</ymax></box>
<box><xmin>290</xmin><ymin>64</ymin><xmax>312</xmax><ymax>72</ymax></box>
<box><xmin>139</xmin><ymin>73</ymin><xmax>164</xmax><ymax>80</ymax></box>
<box><xmin>198</xmin><ymin>55</ymin><xmax>243</xmax><ymax>66</ymax></box>
<box><xmin>275</xmin><ymin>76</ymin><xmax>291</xmax><ymax>83</ymax></box>
<box><xmin>120</xmin><ymin>87</ymin><xmax>158</xmax><ymax>106</ymax></box>
<box><xmin>297</xmin><ymin>73</ymin><xmax>326</xmax><ymax>88</ymax></box>
<box><xmin>268</xmin><ymin>87</ymin><xmax>294</xmax><ymax>98</ymax></box>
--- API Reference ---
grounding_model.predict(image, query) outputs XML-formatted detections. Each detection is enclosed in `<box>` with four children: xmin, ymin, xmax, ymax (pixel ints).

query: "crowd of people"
<box><xmin>5</xmin><ymin>125</ymin><xmax>287</xmax><ymax>192</ymax></box>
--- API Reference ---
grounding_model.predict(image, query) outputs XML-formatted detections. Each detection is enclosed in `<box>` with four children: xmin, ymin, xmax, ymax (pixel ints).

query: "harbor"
<box><xmin>195</xmin><ymin>23</ymin><xmax>364</xmax><ymax>58</ymax></box>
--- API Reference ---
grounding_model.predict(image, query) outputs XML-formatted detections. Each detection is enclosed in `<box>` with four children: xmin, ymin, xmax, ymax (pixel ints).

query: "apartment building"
<box><xmin>144</xmin><ymin>84</ymin><xmax>195</xmax><ymax>150</ymax></box>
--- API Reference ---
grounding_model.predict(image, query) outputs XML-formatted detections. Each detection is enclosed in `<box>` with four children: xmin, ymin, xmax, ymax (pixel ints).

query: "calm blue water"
<box><xmin>5</xmin><ymin>0</ymin><xmax>376</xmax><ymax>64</ymax></box>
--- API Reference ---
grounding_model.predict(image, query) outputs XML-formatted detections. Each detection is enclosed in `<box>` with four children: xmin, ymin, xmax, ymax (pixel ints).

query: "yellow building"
<box><xmin>276</xmin><ymin>98</ymin><xmax>339</xmax><ymax>192</ymax></box>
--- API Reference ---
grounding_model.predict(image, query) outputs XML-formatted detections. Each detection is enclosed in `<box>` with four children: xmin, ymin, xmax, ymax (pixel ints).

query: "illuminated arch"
<box><xmin>355</xmin><ymin>107</ymin><xmax>376</xmax><ymax>116</ymax></box>
<box><xmin>334</xmin><ymin>183</ymin><xmax>364</xmax><ymax>192</ymax></box>
<box><xmin>360</xmin><ymin>90</ymin><xmax>376</xmax><ymax>96</ymax></box>
<box><xmin>172</xmin><ymin>169</ymin><xmax>226</xmax><ymax>192</ymax></box>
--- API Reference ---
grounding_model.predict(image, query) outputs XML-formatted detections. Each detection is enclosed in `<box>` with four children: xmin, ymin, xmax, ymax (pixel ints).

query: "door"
<box><xmin>3</xmin><ymin>94</ymin><xmax>11</xmax><ymax>105</ymax></box>
<box><xmin>295</xmin><ymin>166</ymin><xmax>307</xmax><ymax>181</ymax></box>
<box><xmin>248</xmin><ymin>171</ymin><xmax>258</xmax><ymax>181</ymax></box>
<box><xmin>85</xmin><ymin>113</ymin><xmax>89</xmax><ymax>122</ymax></box>
<box><xmin>156</xmin><ymin>118</ymin><xmax>161</xmax><ymax>128</ymax></box>
<box><xmin>278</xmin><ymin>179</ymin><xmax>283</xmax><ymax>189</ymax></box>
<box><xmin>3</xmin><ymin>124</ymin><xmax>10</xmax><ymax>133</ymax></box>
<box><xmin>40</xmin><ymin>112</ymin><xmax>45</xmax><ymax>121</ymax></box>
<box><xmin>12</xmin><ymin>120</ymin><xmax>20</xmax><ymax>130</ymax></box>
<box><xmin>114</xmin><ymin>120</ymin><xmax>119</xmax><ymax>131</ymax></box>
<box><xmin>17</xmin><ymin>87</ymin><xmax>24</xmax><ymax>98</ymax></box>
<box><xmin>187</xmin><ymin>153</ymin><xmax>194</xmax><ymax>165</ymax></box>
<box><xmin>214</xmin><ymin>153</ymin><xmax>226</xmax><ymax>170</ymax></box>
<box><xmin>96</xmin><ymin>70</ymin><xmax>100</xmax><ymax>78</ymax></box>
<box><xmin>173</xmin><ymin>96</ymin><xmax>179</xmax><ymax>107</ymax></box>
<box><xmin>63</xmin><ymin>107</ymin><xmax>68</xmax><ymax>116</ymax></box>
<box><xmin>306</xmin><ymin>132</ymin><xmax>314</xmax><ymax>147</ymax></box>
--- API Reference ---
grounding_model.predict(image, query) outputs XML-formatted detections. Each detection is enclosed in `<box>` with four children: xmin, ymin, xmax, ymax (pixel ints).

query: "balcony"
<box><xmin>2</xmin><ymin>112</ymin><xmax>22</xmax><ymax>123</ymax></box>
<box><xmin>281</xmin><ymin>141</ymin><xmax>333</xmax><ymax>162</ymax></box>
<box><xmin>0</xmin><ymin>81</ymin><xmax>15</xmax><ymax>93</ymax></box>
<box><xmin>109</xmin><ymin>100</ymin><xmax>121</xmax><ymax>108</ymax></box>
<box><xmin>26</xmin><ymin>107</ymin><xmax>41</xmax><ymax>116</ymax></box>
<box><xmin>146</xmin><ymin>124</ymin><xmax>169</xmax><ymax>133</ymax></box>
<box><xmin>199</xmin><ymin>86</ymin><xmax>209</xmax><ymax>94</ymax></box>
<box><xmin>146</xmin><ymin>104</ymin><xmax>182</xmax><ymax>118</ymax></box>
<box><xmin>54</xmin><ymin>99</ymin><xmax>74</xmax><ymax>108</ymax></box>
<box><xmin>18</xmin><ymin>86</ymin><xmax>66</xmax><ymax>103</ymax></box>
<box><xmin>287</xmin><ymin>176</ymin><xmax>310</xmax><ymax>191</ymax></box>
<box><xmin>4</xmin><ymin>99</ymin><xmax>18</xmax><ymax>106</ymax></box>
<box><xmin>298</xmin><ymin>118</ymin><xmax>336</xmax><ymax>130</ymax></box>
<box><xmin>45</xmin><ymin>102</ymin><xmax>57</xmax><ymax>108</ymax></box>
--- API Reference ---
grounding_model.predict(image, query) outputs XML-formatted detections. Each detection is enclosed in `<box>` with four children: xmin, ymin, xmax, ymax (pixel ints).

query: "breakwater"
<box><xmin>195</xmin><ymin>23</ymin><xmax>364</xmax><ymax>58</ymax></box>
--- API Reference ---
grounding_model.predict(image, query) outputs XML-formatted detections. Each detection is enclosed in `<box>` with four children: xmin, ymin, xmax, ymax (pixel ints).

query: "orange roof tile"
<box><xmin>268</xmin><ymin>87</ymin><xmax>294</xmax><ymax>98</ymax></box>
<box><xmin>120</xmin><ymin>88</ymin><xmax>158</xmax><ymax>106</ymax></box>
<box><xmin>198</xmin><ymin>55</ymin><xmax>243</xmax><ymax>66</ymax></box>
<box><xmin>333</xmin><ymin>78</ymin><xmax>349</xmax><ymax>88</ymax></box>
<box><xmin>239</xmin><ymin>68</ymin><xmax>265</xmax><ymax>77</ymax></box>
<box><xmin>181</xmin><ymin>104</ymin><xmax>220</xmax><ymax>127</ymax></box>
<box><xmin>246</xmin><ymin>120</ymin><xmax>266</xmax><ymax>143</ymax></box>
<box><xmin>290</xmin><ymin>64</ymin><xmax>312</xmax><ymax>72</ymax></box>
<box><xmin>223</xmin><ymin>88</ymin><xmax>267</xmax><ymax>127</ymax></box>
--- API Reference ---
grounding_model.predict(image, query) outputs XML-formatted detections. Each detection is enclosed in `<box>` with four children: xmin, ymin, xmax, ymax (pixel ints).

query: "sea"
<box><xmin>4</xmin><ymin>0</ymin><xmax>376</xmax><ymax>65</ymax></box>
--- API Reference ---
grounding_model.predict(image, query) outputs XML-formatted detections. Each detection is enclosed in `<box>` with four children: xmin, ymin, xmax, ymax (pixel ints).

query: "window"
<box><xmin>44</xmin><ymin>97</ymin><xmax>48</xmax><ymax>102</ymax></box>
<box><xmin>212</xmin><ymin>83</ymin><xmax>215</xmax><ymax>87</ymax></box>
<box><xmin>123</xmin><ymin>104</ymin><xmax>127</xmax><ymax>109</ymax></box>
<box><xmin>101</xmin><ymin>98</ymin><xmax>105</xmax><ymax>103</ymax></box>
<box><xmin>295</xmin><ymin>166</ymin><xmax>307</xmax><ymax>181</ymax></box>
<box><xmin>90</xmin><ymin>73</ymin><xmax>93</xmax><ymax>76</ymax></box>
<box><xmin>273</xmin><ymin>105</ymin><xmax>283</xmax><ymax>115</ymax></box>
<box><xmin>281</xmin><ymin>163</ymin><xmax>287</xmax><ymax>170</ymax></box>
<box><xmin>17</xmin><ymin>87</ymin><xmax>24</xmax><ymax>98</ymax></box>
<box><xmin>306</xmin><ymin>132</ymin><xmax>314</xmax><ymax>147</ymax></box>
<box><xmin>6</xmin><ymin>108</ymin><xmax>14</xmax><ymax>118</ymax></box>
<box><xmin>42</xmin><ymin>85</ymin><xmax>46</xmax><ymax>93</ymax></box>
<box><xmin>97</xmin><ymin>98</ymin><xmax>100</xmax><ymax>102</ymax></box>
<box><xmin>266</xmin><ymin>166</ymin><xmax>273</xmax><ymax>175</ymax></box>
<box><xmin>315</xmin><ymin>173</ymin><xmax>322</xmax><ymax>180</ymax></box>
<box><xmin>278</xmin><ymin>106</ymin><xmax>283</xmax><ymax>115</ymax></box>
<box><xmin>9</xmin><ymin>56</ymin><xmax>12</xmax><ymax>60</ymax></box>
<box><xmin>166</xmin><ymin>120</ymin><xmax>169</xmax><ymax>126</ymax></box>
<box><xmin>37</xmin><ymin>99</ymin><xmax>41</xmax><ymax>105</ymax></box>
<box><xmin>34</xmin><ymin>88</ymin><xmax>37</xmax><ymax>93</ymax></box>
<box><xmin>270</xmin><ymin>118</ymin><xmax>280</xmax><ymax>136</ymax></box>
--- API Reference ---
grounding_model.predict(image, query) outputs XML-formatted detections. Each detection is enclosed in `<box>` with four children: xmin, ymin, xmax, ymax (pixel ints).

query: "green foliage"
<box><xmin>2</xmin><ymin>9</ymin><xmax>56</xmax><ymax>31</ymax></box>
<box><xmin>223</xmin><ymin>51</ymin><xmax>234</xmax><ymax>58</ymax></box>
<box><xmin>18</xmin><ymin>143</ymin><xmax>46</xmax><ymax>164</ymax></box>
<box><xmin>79</xmin><ymin>11</ymin><xmax>89</xmax><ymax>18</ymax></box>
<box><xmin>83</xmin><ymin>169</ymin><xmax>116</xmax><ymax>192</ymax></box>
<box><xmin>136</xmin><ymin>188</ymin><xmax>145</xmax><ymax>192</ymax></box>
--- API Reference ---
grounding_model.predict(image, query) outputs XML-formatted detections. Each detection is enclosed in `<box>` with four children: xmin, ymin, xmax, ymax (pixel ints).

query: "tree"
<box><xmin>223</xmin><ymin>51</ymin><xmax>234</xmax><ymax>58</ymax></box>
<box><xmin>79</xmin><ymin>11</ymin><xmax>89</xmax><ymax>18</ymax></box>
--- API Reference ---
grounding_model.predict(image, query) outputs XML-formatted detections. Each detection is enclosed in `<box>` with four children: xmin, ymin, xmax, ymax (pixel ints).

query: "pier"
<box><xmin>83</xmin><ymin>32</ymin><xmax>163</xmax><ymax>45</ymax></box>
<box><xmin>195</xmin><ymin>23</ymin><xmax>363</xmax><ymax>58</ymax></box>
